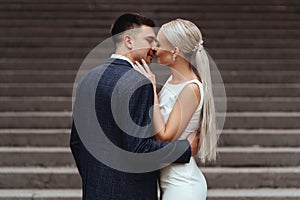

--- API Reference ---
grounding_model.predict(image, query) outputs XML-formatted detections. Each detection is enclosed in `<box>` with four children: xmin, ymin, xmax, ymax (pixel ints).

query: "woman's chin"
<box><xmin>157</xmin><ymin>59</ymin><xmax>171</xmax><ymax>67</ymax></box>
<box><xmin>157</xmin><ymin>58</ymin><xmax>163</xmax><ymax>65</ymax></box>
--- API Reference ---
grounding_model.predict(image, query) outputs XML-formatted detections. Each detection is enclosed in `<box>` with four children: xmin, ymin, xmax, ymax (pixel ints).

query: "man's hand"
<box><xmin>187</xmin><ymin>130</ymin><xmax>200</xmax><ymax>156</ymax></box>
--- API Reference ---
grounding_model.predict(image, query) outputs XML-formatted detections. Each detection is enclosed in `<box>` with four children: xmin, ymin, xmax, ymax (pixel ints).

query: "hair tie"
<box><xmin>192</xmin><ymin>40</ymin><xmax>204</xmax><ymax>52</ymax></box>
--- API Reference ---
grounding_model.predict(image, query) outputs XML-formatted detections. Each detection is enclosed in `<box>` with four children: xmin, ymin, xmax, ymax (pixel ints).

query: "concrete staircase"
<box><xmin>1</xmin><ymin>0</ymin><xmax>300</xmax><ymax>199</ymax></box>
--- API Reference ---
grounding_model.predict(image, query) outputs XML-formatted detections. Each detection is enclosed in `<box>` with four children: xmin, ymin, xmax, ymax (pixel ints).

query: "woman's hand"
<box><xmin>134</xmin><ymin>59</ymin><xmax>157</xmax><ymax>88</ymax></box>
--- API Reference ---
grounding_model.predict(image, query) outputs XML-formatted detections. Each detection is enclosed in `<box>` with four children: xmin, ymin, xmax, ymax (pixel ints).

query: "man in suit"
<box><xmin>70</xmin><ymin>13</ymin><xmax>199</xmax><ymax>200</ymax></box>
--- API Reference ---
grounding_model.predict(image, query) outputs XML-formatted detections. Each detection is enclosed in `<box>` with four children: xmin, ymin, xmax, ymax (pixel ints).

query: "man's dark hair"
<box><xmin>110</xmin><ymin>13</ymin><xmax>155</xmax><ymax>44</ymax></box>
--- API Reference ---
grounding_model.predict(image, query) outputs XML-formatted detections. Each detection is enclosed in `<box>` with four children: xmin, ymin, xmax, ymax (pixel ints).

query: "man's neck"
<box><xmin>123</xmin><ymin>54</ymin><xmax>135</xmax><ymax>64</ymax></box>
<box><xmin>114</xmin><ymin>49</ymin><xmax>135</xmax><ymax>63</ymax></box>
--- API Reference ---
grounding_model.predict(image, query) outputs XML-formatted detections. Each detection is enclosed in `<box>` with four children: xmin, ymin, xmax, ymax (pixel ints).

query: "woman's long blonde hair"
<box><xmin>161</xmin><ymin>19</ymin><xmax>217</xmax><ymax>163</ymax></box>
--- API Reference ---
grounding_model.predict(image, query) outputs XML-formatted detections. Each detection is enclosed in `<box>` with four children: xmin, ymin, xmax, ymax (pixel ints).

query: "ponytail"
<box><xmin>194</xmin><ymin>48</ymin><xmax>217</xmax><ymax>164</ymax></box>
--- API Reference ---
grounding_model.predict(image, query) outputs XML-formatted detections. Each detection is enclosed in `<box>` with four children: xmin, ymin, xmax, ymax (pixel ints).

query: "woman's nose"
<box><xmin>152</xmin><ymin>45</ymin><xmax>158</xmax><ymax>52</ymax></box>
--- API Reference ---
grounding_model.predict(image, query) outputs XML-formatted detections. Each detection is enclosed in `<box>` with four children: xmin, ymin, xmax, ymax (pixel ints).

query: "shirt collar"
<box><xmin>110</xmin><ymin>54</ymin><xmax>135</xmax><ymax>68</ymax></box>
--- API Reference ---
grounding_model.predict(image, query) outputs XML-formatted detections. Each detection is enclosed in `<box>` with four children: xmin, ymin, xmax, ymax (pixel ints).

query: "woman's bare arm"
<box><xmin>153</xmin><ymin>83</ymin><xmax>200</xmax><ymax>141</ymax></box>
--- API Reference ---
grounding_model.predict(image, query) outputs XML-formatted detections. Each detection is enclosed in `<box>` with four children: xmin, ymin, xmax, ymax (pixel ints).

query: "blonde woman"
<box><xmin>135</xmin><ymin>19</ymin><xmax>217</xmax><ymax>200</ymax></box>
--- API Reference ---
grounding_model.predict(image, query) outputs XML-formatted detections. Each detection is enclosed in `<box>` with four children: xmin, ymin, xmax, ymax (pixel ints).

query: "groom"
<box><xmin>70</xmin><ymin>13</ymin><xmax>199</xmax><ymax>200</ymax></box>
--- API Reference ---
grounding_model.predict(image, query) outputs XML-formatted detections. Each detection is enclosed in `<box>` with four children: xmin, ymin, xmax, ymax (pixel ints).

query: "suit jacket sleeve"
<box><xmin>70</xmin><ymin>120</ymin><xmax>82</xmax><ymax>176</ymax></box>
<box><xmin>120</xmin><ymin>78</ymin><xmax>191</xmax><ymax>164</ymax></box>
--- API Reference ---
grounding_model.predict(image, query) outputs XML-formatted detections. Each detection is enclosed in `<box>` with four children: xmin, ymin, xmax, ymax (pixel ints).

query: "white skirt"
<box><xmin>160</xmin><ymin>158</ymin><xmax>207</xmax><ymax>200</ymax></box>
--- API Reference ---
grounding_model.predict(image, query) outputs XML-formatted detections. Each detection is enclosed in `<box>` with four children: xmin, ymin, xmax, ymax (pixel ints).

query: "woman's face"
<box><xmin>156</xmin><ymin>30</ymin><xmax>175</xmax><ymax>66</ymax></box>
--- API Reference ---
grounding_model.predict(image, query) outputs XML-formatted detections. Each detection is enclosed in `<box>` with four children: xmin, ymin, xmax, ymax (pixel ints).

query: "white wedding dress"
<box><xmin>159</xmin><ymin>76</ymin><xmax>207</xmax><ymax>200</ymax></box>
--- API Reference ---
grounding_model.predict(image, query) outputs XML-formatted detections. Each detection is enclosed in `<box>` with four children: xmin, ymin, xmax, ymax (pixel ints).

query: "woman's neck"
<box><xmin>169</xmin><ymin>58</ymin><xmax>197</xmax><ymax>84</ymax></box>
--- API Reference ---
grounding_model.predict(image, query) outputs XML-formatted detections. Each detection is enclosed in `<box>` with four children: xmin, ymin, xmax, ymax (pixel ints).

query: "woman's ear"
<box><xmin>124</xmin><ymin>35</ymin><xmax>133</xmax><ymax>50</ymax></box>
<box><xmin>174</xmin><ymin>47</ymin><xmax>180</xmax><ymax>56</ymax></box>
<box><xmin>172</xmin><ymin>47</ymin><xmax>180</xmax><ymax>61</ymax></box>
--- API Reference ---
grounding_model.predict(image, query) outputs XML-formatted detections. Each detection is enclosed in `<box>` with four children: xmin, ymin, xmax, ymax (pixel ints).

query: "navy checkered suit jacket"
<box><xmin>70</xmin><ymin>58</ymin><xmax>191</xmax><ymax>200</ymax></box>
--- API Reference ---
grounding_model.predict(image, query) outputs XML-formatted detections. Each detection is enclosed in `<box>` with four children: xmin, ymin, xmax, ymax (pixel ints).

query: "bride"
<box><xmin>135</xmin><ymin>19</ymin><xmax>217</xmax><ymax>200</ymax></box>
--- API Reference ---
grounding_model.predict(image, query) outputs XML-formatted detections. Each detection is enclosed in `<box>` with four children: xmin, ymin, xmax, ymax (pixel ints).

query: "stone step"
<box><xmin>0</xmin><ymin>189</ymin><xmax>81</xmax><ymax>200</ymax></box>
<box><xmin>219</xmin><ymin>129</ymin><xmax>300</xmax><ymax>147</ymax></box>
<box><xmin>0</xmin><ymin>147</ymin><xmax>74</xmax><ymax>167</ymax></box>
<box><xmin>0</xmin><ymin>83</ymin><xmax>73</xmax><ymax>97</ymax></box>
<box><xmin>1</xmin><ymin>0</ymin><xmax>300</xmax><ymax>5</ymax></box>
<box><xmin>1</xmin><ymin>58</ymin><xmax>299</xmax><ymax>71</ymax></box>
<box><xmin>208</xmin><ymin>188</ymin><xmax>300</xmax><ymax>200</ymax></box>
<box><xmin>208</xmin><ymin>39</ymin><xmax>300</xmax><ymax>48</ymax></box>
<box><xmin>0</xmin><ymin>129</ymin><xmax>70</xmax><ymax>147</ymax></box>
<box><xmin>0</xmin><ymin>111</ymin><xmax>299</xmax><ymax>129</ymax></box>
<box><xmin>1</xmin><ymin>128</ymin><xmax>299</xmax><ymax>147</ymax></box>
<box><xmin>217</xmin><ymin>71</ymin><xmax>300</xmax><ymax>84</ymax></box>
<box><xmin>0</xmin><ymin>71</ymin><xmax>76</xmax><ymax>83</ymax></box>
<box><xmin>0</xmin><ymin>188</ymin><xmax>298</xmax><ymax>200</ymax></box>
<box><xmin>0</xmin><ymin>166</ymin><xmax>299</xmax><ymax>189</ymax></box>
<box><xmin>0</xmin><ymin>147</ymin><xmax>299</xmax><ymax>167</ymax></box>
<box><xmin>1</xmin><ymin>70</ymin><xmax>300</xmax><ymax>84</ymax></box>
<box><xmin>0</xmin><ymin>58</ymin><xmax>82</xmax><ymax>71</ymax></box>
<box><xmin>0</xmin><ymin>7</ymin><xmax>299</xmax><ymax>21</ymax></box>
<box><xmin>3</xmin><ymin>83</ymin><xmax>300</xmax><ymax>97</ymax></box>
<box><xmin>209</xmin><ymin>49</ymin><xmax>300</xmax><ymax>59</ymax></box>
<box><xmin>0</xmin><ymin>47</ymin><xmax>92</xmax><ymax>59</ymax></box>
<box><xmin>214</xmin><ymin>147</ymin><xmax>300</xmax><ymax>167</ymax></box>
<box><xmin>3</xmin><ymin>37</ymin><xmax>300</xmax><ymax>49</ymax></box>
<box><xmin>1</xmin><ymin>27</ymin><xmax>299</xmax><ymax>39</ymax></box>
<box><xmin>1</xmin><ymin>47</ymin><xmax>299</xmax><ymax>59</ymax></box>
<box><xmin>0</xmin><ymin>167</ymin><xmax>80</xmax><ymax>189</ymax></box>
<box><xmin>0</xmin><ymin>112</ymin><xmax>72</xmax><ymax>128</ymax></box>
<box><xmin>1</xmin><ymin>11</ymin><xmax>300</xmax><ymax>21</ymax></box>
<box><xmin>223</xmin><ymin>112</ymin><xmax>300</xmax><ymax>129</ymax></box>
<box><xmin>206</xmin><ymin>29</ymin><xmax>300</xmax><ymax>39</ymax></box>
<box><xmin>0</xmin><ymin>97</ymin><xmax>72</xmax><ymax>112</ymax></box>
<box><xmin>222</xmin><ymin>84</ymin><xmax>300</xmax><ymax>97</ymax></box>
<box><xmin>0</xmin><ymin>27</ymin><xmax>109</xmax><ymax>37</ymax></box>
<box><xmin>215</xmin><ymin>59</ymin><xmax>300</xmax><ymax>71</ymax></box>
<box><xmin>203</xmin><ymin>167</ymin><xmax>300</xmax><ymax>189</ymax></box>
<box><xmin>220</xmin><ymin>97</ymin><xmax>300</xmax><ymax>112</ymax></box>
<box><xmin>1</xmin><ymin>3</ymin><xmax>299</xmax><ymax>13</ymax></box>
<box><xmin>2</xmin><ymin>97</ymin><xmax>300</xmax><ymax>112</ymax></box>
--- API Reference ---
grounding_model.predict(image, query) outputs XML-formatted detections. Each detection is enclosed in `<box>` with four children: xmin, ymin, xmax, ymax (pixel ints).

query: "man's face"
<box><xmin>131</xmin><ymin>25</ymin><xmax>157</xmax><ymax>64</ymax></box>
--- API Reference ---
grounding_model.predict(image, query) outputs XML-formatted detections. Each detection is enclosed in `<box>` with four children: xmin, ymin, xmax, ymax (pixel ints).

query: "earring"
<box><xmin>172</xmin><ymin>47</ymin><xmax>177</xmax><ymax>61</ymax></box>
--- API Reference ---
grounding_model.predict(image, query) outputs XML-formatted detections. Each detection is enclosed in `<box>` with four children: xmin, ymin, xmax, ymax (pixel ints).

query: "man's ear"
<box><xmin>124</xmin><ymin>35</ymin><xmax>133</xmax><ymax>50</ymax></box>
